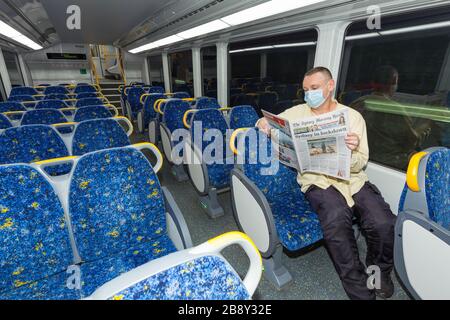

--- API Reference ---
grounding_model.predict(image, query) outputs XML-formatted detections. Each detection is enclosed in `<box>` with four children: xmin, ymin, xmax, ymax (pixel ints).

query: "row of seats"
<box><xmin>10</xmin><ymin>84</ymin><xmax>99</xmax><ymax>97</ymax></box>
<box><xmin>0</xmin><ymin>145</ymin><xmax>262</xmax><ymax>299</ymax></box>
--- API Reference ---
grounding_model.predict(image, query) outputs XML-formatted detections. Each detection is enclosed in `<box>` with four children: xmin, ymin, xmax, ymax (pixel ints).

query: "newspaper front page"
<box><xmin>262</xmin><ymin>108</ymin><xmax>351</xmax><ymax>180</ymax></box>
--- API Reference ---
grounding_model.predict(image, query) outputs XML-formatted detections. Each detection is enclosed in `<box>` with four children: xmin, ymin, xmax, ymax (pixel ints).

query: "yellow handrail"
<box><xmin>229</xmin><ymin>128</ymin><xmax>251</xmax><ymax>156</ymax></box>
<box><xmin>183</xmin><ymin>110</ymin><xmax>197</xmax><ymax>129</ymax></box>
<box><xmin>406</xmin><ymin>151</ymin><xmax>428</xmax><ymax>192</ymax></box>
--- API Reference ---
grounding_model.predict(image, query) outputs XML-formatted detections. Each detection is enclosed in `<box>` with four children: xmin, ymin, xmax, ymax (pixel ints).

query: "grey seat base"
<box><xmin>199</xmin><ymin>188</ymin><xmax>224</xmax><ymax>219</ymax></box>
<box><xmin>262</xmin><ymin>245</ymin><xmax>293</xmax><ymax>290</ymax></box>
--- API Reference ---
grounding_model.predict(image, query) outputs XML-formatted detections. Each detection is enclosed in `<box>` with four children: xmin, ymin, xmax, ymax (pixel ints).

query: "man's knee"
<box><xmin>320</xmin><ymin>207</ymin><xmax>354</xmax><ymax>240</ymax></box>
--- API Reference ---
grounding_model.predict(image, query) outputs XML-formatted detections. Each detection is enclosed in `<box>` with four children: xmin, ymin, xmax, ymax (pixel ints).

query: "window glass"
<box><xmin>169</xmin><ymin>50</ymin><xmax>193</xmax><ymax>96</ymax></box>
<box><xmin>3</xmin><ymin>51</ymin><xmax>24</xmax><ymax>87</ymax></box>
<box><xmin>229</xmin><ymin>29</ymin><xmax>317</xmax><ymax>115</ymax></box>
<box><xmin>148</xmin><ymin>55</ymin><xmax>164</xmax><ymax>87</ymax></box>
<box><xmin>339</xmin><ymin>8</ymin><xmax>450</xmax><ymax>171</ymax></box>
<box><xmin>202</xmin><ymin>46</ymin><xmax>217</xmax><ymax>99</ymax></box>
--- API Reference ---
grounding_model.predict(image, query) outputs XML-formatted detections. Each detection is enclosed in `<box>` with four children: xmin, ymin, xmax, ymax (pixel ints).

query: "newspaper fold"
<box><xmin>262</xmin><ymin>108</ymin><xmax>351</xmax><ymax>181</ymax></box>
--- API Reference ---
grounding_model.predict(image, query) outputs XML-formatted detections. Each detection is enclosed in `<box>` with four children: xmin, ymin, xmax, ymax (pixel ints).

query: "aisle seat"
<box><xmin>228</xmin><ymin>105</ymin><xmax>259</xmax><ymax>130</ymax></box>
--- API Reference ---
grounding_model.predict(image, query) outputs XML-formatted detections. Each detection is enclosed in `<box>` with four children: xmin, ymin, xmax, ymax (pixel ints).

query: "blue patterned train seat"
<box><xmin>8</xmin><ymin>95</ymin><xmax>35</xmax><ymax>102</ymax></box>
<box><xmin>35</xmin><ymin>99</ymin><xmax>68</xmax><ymax>110</ymax></box>
<box><xmin>147</xmin><ymin>86</ymin><xmax>165</xmax><ymax>94</ymax></box>
<box><xmin>127</xmin><ymin>87</ymin><xmax>145</xmax><ymax>117</ymax></box>
<box><xmin>44</xmin><ymin>86</ymin><xmax>69</xmax><ymax>95</ymax></box>
<box><xmin>109</xmin><ymin>255</ymin><xmax>249</xmax><ymax>300</ymax></box>
<box><xmin>190</xmin><ymin>109</ymin><xmax>234</xmax><ymax>190</ymax></box>
<box><xmin>73</xmin><ymin>105</ymin><xmax>114</xmax><ymax>122</ymax></box>
<box><xmin>399</xmin><ymin>148</ymin><xmax>450</xmax><ymax>230</ymax></box>
<box><xmin>142</xmin><ymin>93</ymin><xmax>166</xmax><ymax>126</ymax></box>
<box><xmin>162</xmin><ymin>100</ymin><xmax>192</xmax><ymax>134</ymax></box>
<box><xmin>74</xmin><ymin>85</ymin><xmax>97</xmax><ymax>94</ymax></box>
<box><xmin>0</xmin><ymin>165</ymin><xmax>77</xmax><ymax>300</ymax></box>
<box><xmin>76</xmin><ymin>97</ymin><xmax>105</xmax><ymax>108</ymax></box>
<box><xmin>20</xmin><ymin>109</ymin><xmax>68</xmax><ymax>126</ymax></box>
<box><xmin>71</xmin><ymin>118</ymin><xmax>131</xmax><ymax>156</ymax></box>
<box><xmin>69</xmin><ymin>148</ymin><xmax>177</xmax><ymax>295</ymax></box>
<box><xmin>0</xmin><ymin>114</ymin><xmax>12</xmax><ymax>130</ymax></box>
<box><xmin>76</xmin><ymin>92</ymin><xmax>100</xmax><ymax>99</ymax></box>
<box><xmin>229</xmin><ymin>105</ymin><xmax>259</xmax><ymax>130</ymax></box>
<box><xmin>45</xmin><ymin>94</ymin><xmax>70</xmax><ymax>101</ymax></box>
<box><xmin>194</xmin><ymin>97</ymin><xmax>221</xmax><ymax>110</ymax></box>
<box><xmin>240</xmin><ymin>130</ymin><xmax>323</xmax><ymax>251</ymax></box>
<box><xmin>0</xmin><ymin>101</ymin><xmax>26</xmax><ymax>113</ymax></box>
<box><xmin>10</xmin><ymin>86</ymin><xmax>39</xmax><ymax>97</ymax></box>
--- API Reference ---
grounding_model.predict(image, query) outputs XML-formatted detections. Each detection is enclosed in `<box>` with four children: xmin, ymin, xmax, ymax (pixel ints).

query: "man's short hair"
<box><xmin>305</xmin><ymin>67</ymin><xmax>333</xmax><ymax>80</ymax></box>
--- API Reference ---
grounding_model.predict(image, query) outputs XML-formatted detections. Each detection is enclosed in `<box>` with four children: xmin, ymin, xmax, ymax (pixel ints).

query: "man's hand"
<box><xmin>345</xmin><ymin>133</ymin><xmax>360</xmax><ymax>151</ymax></box>
<box><xmin>257</xmin><ymin>118</ymin><xmax>272</xmax><ymax>136</ymax></box>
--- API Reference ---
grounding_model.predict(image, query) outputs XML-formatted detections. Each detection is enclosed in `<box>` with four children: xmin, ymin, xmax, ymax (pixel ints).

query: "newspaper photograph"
<box><xmin>262</xmin><ymin>108</ymin><xmax>351</xmax><ymax>180</ymax></box>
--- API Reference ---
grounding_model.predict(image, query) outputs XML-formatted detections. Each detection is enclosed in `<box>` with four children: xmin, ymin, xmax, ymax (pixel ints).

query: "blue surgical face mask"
<box><xmin>305</xmin><ymin>86</ymin><xmax>329</xmax><ymax>109</ymax></box>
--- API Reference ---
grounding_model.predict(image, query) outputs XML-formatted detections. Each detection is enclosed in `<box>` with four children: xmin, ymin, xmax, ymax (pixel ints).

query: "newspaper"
<box><xmin>262</xmin><ymin>108</ymin><xmax>351</xmax><ymax>181</ymax></box>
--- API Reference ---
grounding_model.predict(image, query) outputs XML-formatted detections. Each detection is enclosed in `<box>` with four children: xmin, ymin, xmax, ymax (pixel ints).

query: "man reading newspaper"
<box><xmin>257</xmin><ymin>67</ymin><xmax>396</xmax><ymax>300</ymax></box>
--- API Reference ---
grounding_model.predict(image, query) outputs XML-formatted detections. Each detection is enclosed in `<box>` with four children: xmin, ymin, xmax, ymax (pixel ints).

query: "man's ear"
<box><xmin>328</xmin><ymin>79</ymin><xmax>336</xmax><ymax>92</ymax></box>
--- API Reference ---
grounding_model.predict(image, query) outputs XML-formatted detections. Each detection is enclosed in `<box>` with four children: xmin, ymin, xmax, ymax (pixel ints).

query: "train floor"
<box><xmin>130</xmin><ymin>131</ymin><xmax>411</xmax><ymax>300</ymax></box>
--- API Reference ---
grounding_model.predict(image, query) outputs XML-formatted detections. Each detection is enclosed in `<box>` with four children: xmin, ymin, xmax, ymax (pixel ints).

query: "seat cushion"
<box><xmin>269</xmin><ymin>190</ymin><xmax>323</xmax><ymax>251</ymax></box>
<box><xmin>79</xmin><ymin>234</ymin><xmax>177</xmax><ymax>297</ymax></box>
<box><xmin>0</xmin><ymin>271</ymin><xmax>80</xmax><ymax>300</ymax></box>
<box><xmin>110</xmin><ymin>255</ymin><xmax>250</xmax><ymax>300</ymax></box>
<box><xmin>207</xmin><ymin>162</ymin><xmax>234</xmax><ymax>189</ymax></box>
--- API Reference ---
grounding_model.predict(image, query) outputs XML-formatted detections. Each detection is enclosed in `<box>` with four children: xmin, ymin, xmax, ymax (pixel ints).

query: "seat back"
<box><xmin>0</xmin><ymin>102</ymin><xmax>26</xmax><ymax>113</ymax></box>
<box><xmin>142</xmin><ymin>93</ymin><xmax>166</xmax><ymax>123</ymax></box>
<box><xmin>0</xmin><ymin>114</ymin><xmax>12</xmax><ymax>130</ymax></box>
<box><xmin>399</xmin><ymin>148</ymin><xmax>450</xmax><ymax>229</ymax></box>
<box><xmin>73</xmin><ymin>105</ymin><xmax>114</xmax><ymax>122</ymax></box>
<box><xmin>44</xmin><ymin>86</ymin><xmax>69</xmax><ymax>95</ymax></box>
<box><xmin>10</xmin><ymin>86</ymin><xmax>39</xmax><ymax>97</ymax></box>
<box><xmin>76</xmin><ymin>97</ymin><xmax>104</xmax><ymax>108</ymax></box>
<box><xmin>45</xmin><ymin>94</ymin><xmax>70</xmax><ymax>101</ymax></box>
<box><xmin>162</xmin><ymin>100</ymin><xmax>191</xmax><ymax>133</ymax></box>
<box><xmin>21</xmin><ymin>109</ymin><xmax>67</xmax><ymax>126</ymax></box>
<box><xmin>229</xmin><ymin>106</ymin><xmax>259</xmax><ymax>130</ymax></box>
<box><xmin>8</xmin><ymin>95</ymin><xmax>35</xmax><ymax>102</ymax></box>
<box><xmin>74</xmin><ymin>85</ymin><xmax>97</xmax><ymax>94</ymax></box>
<box><xmin>35</xmin><ymin>99</ymin><xmax>68</xmax><ymax>110</ymax></box>
<box><xmin>69</xmin><ymin>148</ymin><xmax>166</xmax><ymax>262</ymax></box>
<box><xmin>72</xmin><ymin>118</ymin><xmax>130</xmax><ymax>156</ymax></box>
<box><xmin>147</xmin><ymin>86</ymin><xmax>164</xmax><ymax>94</ymax></box>
<box><xmin>172</xmin><ymin>92</ymin><xmax>190</xmax><ymax>99</ymax></box>
<box><xmin>127</xmin><ymin>87</ymin><xmax>145</xmax><ymax>113</ymax></box>
<box><xmin>0</xmin><ymin>125</ymin><xmax>69</xmax><ymax>165</ymax></box>
<box><xmin>190</xmin><ymin>109</ymin><xmax>229</xmax><ymax>151</ymax></box>
<box><xmin>0</xmin><ymin>165</ymin><xmax>73</xmax><ymax>292</ymax></box>
<box><xmin>76</xmin><ymin>92</ymin><xmax>100</xmax><ymax>99</ymax></box>
<box><xmin>194</xmin><ymin>97</ymin><xmax>220</xmax><ymax>110</ymax></box>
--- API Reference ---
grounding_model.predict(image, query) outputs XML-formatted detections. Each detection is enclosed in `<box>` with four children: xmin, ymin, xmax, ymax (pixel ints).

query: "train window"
<box><xmin>339</xmin><ymin>8</ymin><xmax>450</xmax><ymax>171</ymax></box>
<box><xmin>202</xmin><ymin>46</ymin><xmax>217</xmax><ymax>99</ymax></box>
<box><xmin>3</xmin><ymin>50</ymin><xmax>24</xmax><ymax>88</ymax></box>
<box><xmin>229</xmin><ymin>29</ymin><xmax>317</xmax><ymax>115</ymax></box>
<box><xmin>169</xmin><ymin>50</ymin><xmax>193</xmax><ymax>96</ymax></box>
<box><xmin>148</xmin><ymin>55</ymin><xmax>164</xmax><ymax>87</ymax></box>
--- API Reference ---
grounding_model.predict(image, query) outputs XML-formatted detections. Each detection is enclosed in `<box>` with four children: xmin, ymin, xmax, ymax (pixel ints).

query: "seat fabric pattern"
<box><xmin>425</xmin><ymin>149</ymin><xmax>449</xmax><ymax>229</ymax></box>
<box><xmin>0</xmin><ymin>114</ymin><xmax>12</xmax><ymax>130</ymax></box>
<box><xmin>69</xmin><ymin>148</ymin><xmax>171</xmax><ymax>263</ymax></box>
<box><xmin>241</xmin><ymin>130</ymin><xmax>323</xmax><ymax>251</ymax></box>
<box><xmin>73</xmin><ymin>106</ymin><xmax>113</xmax><ymax>122</ymax></box>
<box><xmin>191</xmin><ymin>109</ymin><xmax>233</xmax><ymax>189</ymax></box>
<box><xmin>72</xmin><ymin>119</ymin><xmax>130</xmax><ymax>156</ymax></box>
<box><xmin>45</xmin><ymin>94</ymin><xmax>69</xmax><ymax>101</ymax></box>
<box><xmin>0</xmin><ymin>125</ymin><xmax>69</xmax><ymax>164</ymax></box>
<box><xmin>162</xmin><ymin>100</ymin><xmax>191</xmax><ymax>133</ymax></box>
<box><xmin>195</xmin><ymin>97</ymin><xmax>220</xmax><ymax>110</ymax></box>
<box><xmin>109</xmin><ymin>255</ymin><xmax>249</xmax><ymax>300</ymax></box>
<box><xmin>229</xmin><ymin>105</ymin><xmax>259</xmax><ymax>129</ymax></box>
<box><xmin>147</xmin><ymin>86</ymin><xmax>165</xmax><ymax>94</ymax></box>
<box><xmin>10</xmin><ymin>87</ymin><xmax>38</xmax><ymax>97</ymax></box>
<box><xmin>142</xmin><ymin>94</ymin><xmax>166</xmax><ymax>125</ymax></box>
<box><xmin>8</xmin><ymin>95</ymin><xmax>35</xmax><ymax>102</ymax></box>
<box><xmin>172</xmin><ymin>92</ymin><xmax>190</xmax><ymax>99</ymax></box>
<box><xmin>21</xmin><ymin>109</ymin><xmax>67</xmax><ymax>126</ymax></box>
<box><xmin>76</xmin><ymin>98</ymin><xmax>104</xmax><ymax>108</ymax></box>
<box><xmin>44</xmin><ymin>86</ymin><xmax>69</xmax><ymax>95</ymax></box>
<box><xmin>0</xmin><ymin>165</ymin><xmax>73</xmax><ymax>294</ymax></box>
<box><xmin>76</xmin><ymin>92</ymin><xmax>100</xmax><ymax>99</ymax></box>
<box><xmin>127</xmin><ymin>87</ymin><xmax>145</xmax><ymax>116</ymax></box>
<box><xmin>74</xmin><ymin>85</ymin><xmax>96</xmax><ymax>94</ymax></box>
<box><xmin>35</xmin><ymin>100</ymin><xmax>67</xmax><ymax>110</ymax></box>
<box><xmin>0</xmin><ymin>102</ymin><xmax>26</xmax><ymax>113</ymax></box>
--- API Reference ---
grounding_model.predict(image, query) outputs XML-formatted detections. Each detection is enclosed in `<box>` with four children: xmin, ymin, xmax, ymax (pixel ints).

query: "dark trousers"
<box><xmin>305</xmin><ymin>182</ymin><xmax>396</xmax><ymax>300</ymax></box>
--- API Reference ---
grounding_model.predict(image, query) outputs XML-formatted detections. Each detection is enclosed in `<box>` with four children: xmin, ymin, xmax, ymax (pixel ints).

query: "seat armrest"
<box><xmin>162</xmin><ymin>186</ymin><xmax>193</xmax><ymax>250</ymax></box>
